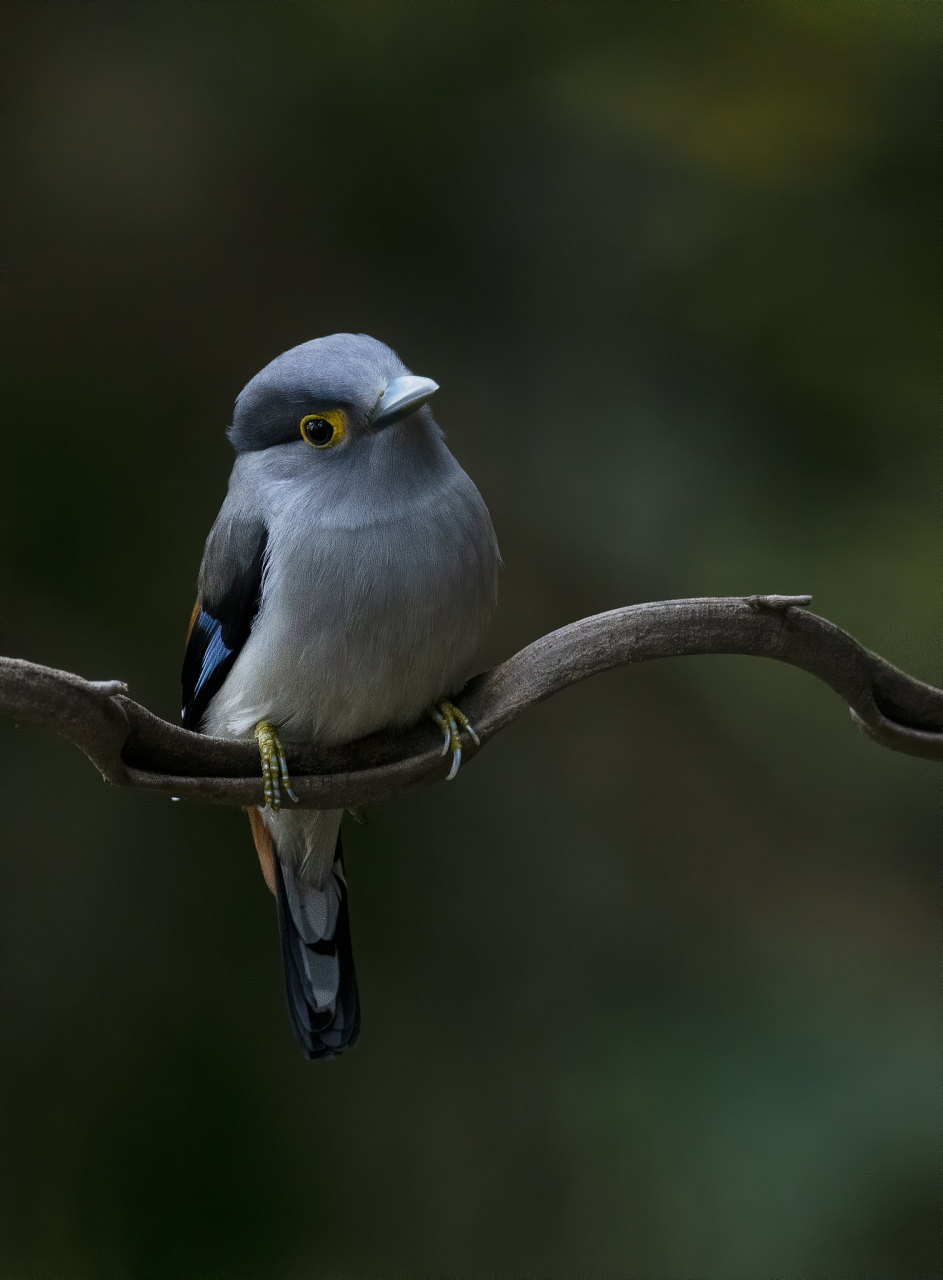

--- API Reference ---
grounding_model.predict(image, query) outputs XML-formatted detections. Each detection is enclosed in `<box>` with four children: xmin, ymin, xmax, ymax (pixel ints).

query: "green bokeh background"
<box><xmin>0</xmin><ymin>4</ymin><xmax>938</xmax><ymax>1276</ymax></box>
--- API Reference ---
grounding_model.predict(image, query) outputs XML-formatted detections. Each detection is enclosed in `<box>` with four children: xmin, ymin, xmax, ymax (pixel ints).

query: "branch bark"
<box><xmin>1</xmin><ymin>596</ymin><xmax>940</xmax><ymax>809</ymax></box>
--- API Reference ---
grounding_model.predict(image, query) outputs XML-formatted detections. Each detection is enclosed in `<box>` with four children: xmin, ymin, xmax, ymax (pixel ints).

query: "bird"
<box><xmin>181</xmin><ymin>333</ymin><xmax>500</xmax><ymax>1059</ymax></box>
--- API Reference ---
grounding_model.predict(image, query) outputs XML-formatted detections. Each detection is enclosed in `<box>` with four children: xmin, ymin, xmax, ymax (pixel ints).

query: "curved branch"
<box><xmin>1</xmin><ymin>596</ymin><xmax>940</xmax><ymax>809</ymax></box>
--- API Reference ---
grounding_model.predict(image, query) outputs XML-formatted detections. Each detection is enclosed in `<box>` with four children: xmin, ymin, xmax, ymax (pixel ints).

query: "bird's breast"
<box><xmin>204</xmin><ymin>465</ymin><xmax>498</xmax><ymax>744</ymax></box>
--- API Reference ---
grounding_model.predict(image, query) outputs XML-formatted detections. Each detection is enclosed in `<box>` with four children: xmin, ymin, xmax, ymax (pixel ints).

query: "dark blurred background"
<box><xmin>0</xmin><ymin>4</ymin><xmax>938</xmax><ymax>1276</ymax></box>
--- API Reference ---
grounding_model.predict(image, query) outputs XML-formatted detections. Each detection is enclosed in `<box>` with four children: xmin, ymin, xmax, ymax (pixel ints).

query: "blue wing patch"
<box><xmin>181</xmin><ymin>608</ymin><xmax>237</xmax><ymax>731</ymax></box>
<box><xmin>181</xmin><ymin>526</ymin><xmax>267</xmax><ymax>732</ymax></box>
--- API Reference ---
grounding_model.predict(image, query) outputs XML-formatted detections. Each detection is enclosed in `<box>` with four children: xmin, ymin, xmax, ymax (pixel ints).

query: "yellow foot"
<box><xmin>430</xmin><ymin>700</ymin><xmax>481</xmax><ymax>781</ymax></box>
<box><xmin>254</xmin><ymin>720</ymin><xmax>298</xmax><ymax>811</ymax></box>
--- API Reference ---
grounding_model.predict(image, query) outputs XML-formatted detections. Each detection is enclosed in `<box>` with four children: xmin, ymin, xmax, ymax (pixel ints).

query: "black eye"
<box><xmin>300</xmin><ymin>411</ymin><xmax>347</xmax><ymax>449</ymax></box>
<box><xmin>303</xmin><ymin>417</ymin><xmax>334</xmax><ymax>446</ymax></box>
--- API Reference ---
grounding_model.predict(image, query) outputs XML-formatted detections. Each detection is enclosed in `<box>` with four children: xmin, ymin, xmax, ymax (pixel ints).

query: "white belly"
<box><xmin>202</xmin><ymin>468</ymin><xmax>497</xmax><ymax>744</ymax></box>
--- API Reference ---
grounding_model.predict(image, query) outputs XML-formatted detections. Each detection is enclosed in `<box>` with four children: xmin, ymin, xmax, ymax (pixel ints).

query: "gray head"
<box><xmin>228</xmin><ymin>333</ymin><xmax>439</xmax><ymax>454</ymax></box>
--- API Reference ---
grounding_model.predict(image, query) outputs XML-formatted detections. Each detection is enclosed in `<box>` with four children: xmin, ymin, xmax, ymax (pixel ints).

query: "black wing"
<box><xmin>182</xmin><ymin>519</ymin><xmax>267</xmax><ymax>732</ymax></box>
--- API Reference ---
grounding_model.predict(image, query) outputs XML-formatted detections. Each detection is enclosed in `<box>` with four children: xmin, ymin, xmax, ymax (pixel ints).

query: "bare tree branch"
<box><xmin>1</xmin><ymin>596</ymin><xmax>940</xmax><ymax>810</ymax></box>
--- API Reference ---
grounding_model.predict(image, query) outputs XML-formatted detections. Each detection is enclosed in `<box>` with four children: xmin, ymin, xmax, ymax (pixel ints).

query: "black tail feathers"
<box><xmin>274</xmin><ymin>834</ymin><xmax>361</xmax><ymax>1060</ymax></box>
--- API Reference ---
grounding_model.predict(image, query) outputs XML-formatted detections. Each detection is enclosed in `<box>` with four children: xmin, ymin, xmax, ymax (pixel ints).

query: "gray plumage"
<box><xmin>186</xmin><ymin>333</ymin><xmax>499</xmax><ymax>1058</ymax></box>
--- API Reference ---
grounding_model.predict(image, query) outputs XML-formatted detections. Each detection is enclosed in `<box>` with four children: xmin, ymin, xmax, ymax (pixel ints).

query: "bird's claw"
<box><xmin>429</xmin><ymin>700</ymin><xmax>480</xmax><ymax>781</ymax></box>
<box><xmin>254</xmin><ymin>720</ymin><xmax>298</xmax><ymax>811</ymax></box>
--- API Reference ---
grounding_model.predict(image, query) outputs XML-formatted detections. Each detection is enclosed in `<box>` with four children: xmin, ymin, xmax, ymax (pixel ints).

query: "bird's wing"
<box><xmin>182</xmin><ymin>503</ymin><xmax>268</xmax><ymax>731</ymax></box>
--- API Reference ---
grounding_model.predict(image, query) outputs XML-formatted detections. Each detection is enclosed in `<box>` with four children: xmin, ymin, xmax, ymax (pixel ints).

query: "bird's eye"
<box><xmin>303</xmin><ymin>418</ymin><xmax>334</xmax><ymax>445</ymax></box>
<box><xmin>300</xmin><ymin>412</ymin><xmax>346</xmax><ymax>449</ymax></box>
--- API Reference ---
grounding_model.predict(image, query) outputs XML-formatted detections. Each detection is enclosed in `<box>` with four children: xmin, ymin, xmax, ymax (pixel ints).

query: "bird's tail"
<box><xmin>249</xmin><ymin>807</ymin><xmax>361</xmax><ymax>1059</ymax></box>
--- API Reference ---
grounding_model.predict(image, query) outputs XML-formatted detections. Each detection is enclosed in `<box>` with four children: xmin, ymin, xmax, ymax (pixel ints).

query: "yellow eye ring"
<box><xmin>300</xmin><ymin>410</ymin><xmax>347</xmax><ymax>449</ymax></box>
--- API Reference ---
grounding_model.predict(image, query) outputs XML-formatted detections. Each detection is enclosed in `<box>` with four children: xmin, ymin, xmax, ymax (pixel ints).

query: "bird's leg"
<box><xmin>254</xmin><ymin>721</ymin><xmax>298</xmax><ymax>811</ymax></box>
<box><xmin>429</xmin><ymin>700</ymin><xmax>481</xmax><ymax>781</ymax></box>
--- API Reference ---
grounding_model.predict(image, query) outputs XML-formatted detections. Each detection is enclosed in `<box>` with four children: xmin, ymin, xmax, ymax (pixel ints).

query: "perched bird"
<box><xmin>182</xmin><ymin>334</ymin><xmax>500</xmax><ymax>1058</ymax></box>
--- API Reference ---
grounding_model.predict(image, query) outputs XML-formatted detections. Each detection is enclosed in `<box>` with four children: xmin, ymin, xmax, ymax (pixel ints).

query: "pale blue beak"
<box><xmin>373</xmin><ymin>375</ymin><xmax>439</xmax><ymax>429</ymax></box>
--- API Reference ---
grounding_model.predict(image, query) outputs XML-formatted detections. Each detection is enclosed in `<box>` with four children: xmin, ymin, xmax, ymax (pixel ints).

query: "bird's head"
<box><xmin>227</xmin><ymin>333</ymin><xmax>440</xmax><ymax>457</ymax></box>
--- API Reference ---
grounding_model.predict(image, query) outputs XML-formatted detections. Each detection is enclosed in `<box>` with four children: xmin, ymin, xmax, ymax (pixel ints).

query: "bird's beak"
<box><xmin>372</xmin><ymin>375</ymin><xmax>439</xmax><ymax>429</ymax></box>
